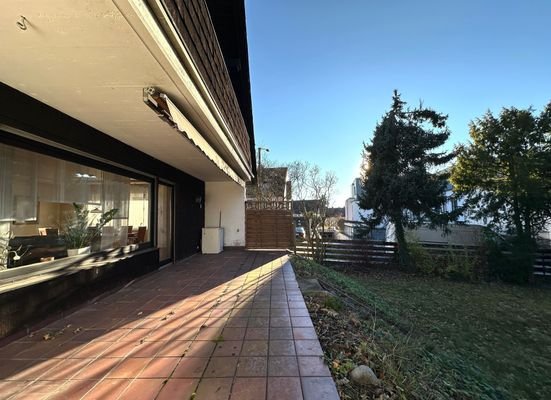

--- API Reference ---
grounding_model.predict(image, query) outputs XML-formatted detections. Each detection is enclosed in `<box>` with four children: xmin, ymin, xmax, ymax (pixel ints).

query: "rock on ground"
<box><xmin>350</xmin><ymin>365</ymin><xmax>381</xmax><ymax>386</ymax></box>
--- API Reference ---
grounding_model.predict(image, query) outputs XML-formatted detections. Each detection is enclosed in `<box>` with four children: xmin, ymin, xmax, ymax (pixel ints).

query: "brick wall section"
<box><xmin>162</xmin><ymin>0</ymin><xmax>252</xmax><ymax>169</ymax></box>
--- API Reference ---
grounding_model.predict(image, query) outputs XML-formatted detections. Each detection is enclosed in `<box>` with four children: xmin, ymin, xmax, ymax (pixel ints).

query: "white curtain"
<box><xmin>1</xmin><ymin>143</ymin><xmax>133</xmax><ymax>225</ymax></box>
<box><xmin>0</xmin><ymin>144</ymin><xmax>38</xmax><ymax>222</ymax></box>
<box><xmin>102</xmin><ymin>171</ymin><xmax>130</xmax><ymax>219</ymax></box>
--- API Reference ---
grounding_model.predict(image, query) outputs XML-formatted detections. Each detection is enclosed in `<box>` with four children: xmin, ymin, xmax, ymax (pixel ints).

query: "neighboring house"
<box><xmin>344</xmin><ymin>178</ymin><xmax>386</xmax><ymax>240</ymax></box>
<box><xmin>344</xmin><ymin>178</ymin><xmax>364</xmax><ymax>222</ymax></box>
<box><xmin>0</xmin><ymin>1</ymin><xmax>256</xmax><ymax>336</ymax></box>
<box><xmin>347</xmin><ymin>177</ymin><xmax>551</xmax><ymax>246</ymax></box>
<box><xmin>246</xmin><ymin>167</ymin><xmax>291</xmax><ymax>201</ymax></box>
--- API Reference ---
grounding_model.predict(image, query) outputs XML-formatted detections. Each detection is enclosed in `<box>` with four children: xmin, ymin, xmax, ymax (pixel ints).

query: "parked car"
<box><xmin>295</xmin><ymin>226</ymin><xmax>306</xmax><ymax>239</ymax></box>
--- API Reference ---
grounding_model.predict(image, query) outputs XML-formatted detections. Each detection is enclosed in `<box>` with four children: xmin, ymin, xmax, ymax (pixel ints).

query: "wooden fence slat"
<box><xmin>295</xmin><ymin>239</ymin><xmax>550</xmax><ymax>276</ymax></box>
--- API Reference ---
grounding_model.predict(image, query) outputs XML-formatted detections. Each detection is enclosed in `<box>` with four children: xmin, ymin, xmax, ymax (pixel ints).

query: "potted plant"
<box><xmin>0</xmin><ymin>230</ymin><xmax>28</xmax><ymax>269</ymax></box>
<box><xmin>64</xmin><ymin>203</ymin><xmax>118</xmax><ymax>256</ymax></box>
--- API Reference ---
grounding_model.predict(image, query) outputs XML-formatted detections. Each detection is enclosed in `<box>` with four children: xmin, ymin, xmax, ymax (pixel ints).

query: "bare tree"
<box><xmin>288</xmin><ymin>161</ymin><xmax>337</xmax><ymax>263</ymax></box>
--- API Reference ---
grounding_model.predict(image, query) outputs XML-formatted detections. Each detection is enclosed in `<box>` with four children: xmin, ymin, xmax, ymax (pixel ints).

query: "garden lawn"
<box><xmin>292</xmin><ymin>257</ymin><xmax>551</xmax><ymax>400</ymax></box>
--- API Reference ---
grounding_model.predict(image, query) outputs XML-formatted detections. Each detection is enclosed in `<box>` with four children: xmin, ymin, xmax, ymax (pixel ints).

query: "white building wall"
<box><xmin>205</xmin><ymin>181</ymin><xmax>245</xmax><ymax>247</ymax></box>
<box><xmin>345</xmin><ymin>198</ymin><xmax>359</xmax><ymax>221</ymax></box>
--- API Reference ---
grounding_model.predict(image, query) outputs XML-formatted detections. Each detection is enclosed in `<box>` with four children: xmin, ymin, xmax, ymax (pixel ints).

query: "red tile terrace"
<box><xmin>0</xmin><ymin>251</ymin><xmax>339</xmax><ymax>400</ymax></box>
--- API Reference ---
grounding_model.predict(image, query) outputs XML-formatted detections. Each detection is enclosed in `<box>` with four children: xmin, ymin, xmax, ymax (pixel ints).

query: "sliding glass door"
<box><xmin>157</xmin><ymin>183</ymin><xmax>173</xmax><ymax>264</ymax></box>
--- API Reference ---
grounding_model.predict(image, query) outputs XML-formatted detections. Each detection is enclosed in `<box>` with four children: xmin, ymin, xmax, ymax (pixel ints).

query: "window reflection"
<box><xmin>0</xmin><ymin>143</ymin><xmax>151</xmax><ymax>270</ymax></box>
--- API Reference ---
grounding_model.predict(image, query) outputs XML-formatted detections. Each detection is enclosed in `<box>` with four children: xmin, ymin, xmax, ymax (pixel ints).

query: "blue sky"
<box><xmin>245</xmin><ymin>0</ymin><xmax>551</xmax><ymax>206</ymax></box>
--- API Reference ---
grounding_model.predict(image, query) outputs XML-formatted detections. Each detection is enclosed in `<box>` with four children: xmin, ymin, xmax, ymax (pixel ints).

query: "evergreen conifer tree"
<box><xmin>359</xmin><ymin>91</ymin><xmax>457</xmax><ymax>268</ymax></box>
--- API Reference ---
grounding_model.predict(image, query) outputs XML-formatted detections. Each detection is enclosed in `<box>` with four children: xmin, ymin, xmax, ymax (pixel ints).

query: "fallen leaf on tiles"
<box><xmin>43</xmin><ymin>333</ymin><xmax>53</xmax><ymax>341</ymax></box>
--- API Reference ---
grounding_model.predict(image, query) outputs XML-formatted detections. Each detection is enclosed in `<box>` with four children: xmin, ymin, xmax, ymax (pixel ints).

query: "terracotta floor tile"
<box><xmin>204</xmin><ymin>356</ymin><xmax>238</xmax><ymax>377</ymax></box>
<box><xmin>73</xmin><ymin>357</ymin><xmax>120</xmax><ymax>379</ymax></box>
<box><xmin>0</xmin><ymin>342</ymin><xmax>35</xmax><ymax>359</ymax></box>
<box><xmin>252</xmin><ymin>302</ymin><xmax>271</xmax><ymax>310</ymax></box>
<box><xmin>230</xmin><ymin>377</ymin><xmax>266</xmax><ymax>400</ymax></box>
<box><xmin>142</xmin><ymin>328</ymin><xmax>175</xmax><ymax>342</ymax></box>
<box><xmin>209</xmin><ymin>308</ymin><xmax>231</xmax><ymax>318</ymax></box>
<box><xmin>267</xmin><ymin>377</ymin><xmax>303</xmax><ymax>400</ymax></box>
<box><xmin>270</xmin><ymin>308</ymin><xmax>290</xmax><ymax>317</ymax></box>
<box><xmin>82</xmin><ymin>378</ymin><xmax>130</xmax><ymax>399</ymax></box>
<box><xmin>156</xmin><ymin>378</ymin><xmax>198</xmax><ymax>400</ymax></box>
<box><xmin>0</xmin><ymin>380</ymin><xmax>30</xmax><ymax>399</ymax></box>
<box><xmin>172</xmin><ymin>357</ymin><xmax>209</xmax><ymax>378</ymax></box>
<box><xmin>240</xmin><ymin>340</ymin><xmax>268</xmax><ymax>356</ymax></box>
<box><xmin>293</xmin><ymin>327</ymin><xmax>318</xmax><ymax>340</ymax></box>
<box><xmin>185</xmin><ymin>341</ymin><xmax>216</xmax><ymax>357</ymax></box>
<box><xmin>298</xmin><ymin>357</ymin><xmax>331</xmax><ymax>377</ymax></box>
<box><xmin>71</xmin><ymin>341</ymin><xmax>113</xmax><ymax>359</ymax></box>
<box><xmin>126</xmin><ymin>341</ymin><xmax>166</xmax><ymax>358</ymax></box>
<box><xmin>221</xmin><ymin>327</ymin><xmax>246</xmax><ymax>341</ymax></box>
<box><xmin>0</xmin><ymin>254</ymin><xmax>337</xmax><ymax>399</ymax></box>
<box><xmin>270</xmin><ymin>317</ymin><xmax>292</xmax><ymax>327</ymax></box>
<box><xmin>7</xmin><ymin>358</ymin><xmax>62</xmax><ymax>381</ymax></box>
<box><xmin>270</xmin><ymin>301</ymin><xmax>288</xmax><ymax>309</ymax></box>
<box><xmin>157</xmin><ymin>340</ymin><xmax>191</xmax><ymax>357</ymax></box>
<box><xmin>245</xmin><ymin>328</ymin><xmax>269</xmax><ymax>340</ymax></box>
<box><xmin>301</xmin><ymin>377</ymin><xmax>340</xmax><ymax>400</ymax></box>
<box><xmin>10</xmin><ymin>380</ymin><xmax>63</xmax><ymax>400</ymax></box>
<box><xmin>247</xmin><ymin>317</ymin><xmax>270</xmax><ymax>328</ymax></box>
<box><xmin>182</xmin><ymin>317</ymin><xmax>209</xmax><ymax>328</ymax></box>
<box><xmin>48</xmin><ymin>379</ymin><xmax>99</xmax><ymax>400</ymax></box>
<box><xmin>139</xmin><ymin>357</ymin><xmax>179</xmax><ymax>378</ymax></box>
<box><xmin>158</xmin><ymin>317</ymin><xmax>183</xmax><ymax>330</ymax></box>
<box><xmin>236</xmin><ymin>356</ymin><xmax>267</xmax><ymax>377</ymax></box>
<box><xmin>118</xmin><ymin>329</ymin><xmax>150</xmax><ymax>342</ymax></box>
<box><xmin>268</xmin><ymin>356</ymin><xmax>299</xmax><ymax>377</ymax></box>
<box><xmin>195</xmin><ymin>327</ymin><xmax>223</xmax><ymax>341</ymax></box>
<box><xmin>44</xmin><ymin>342</ymin><xmax>82</xmax><ymax>359</ymax></box>
<box><xmin>10</xmin><ymin>342</ymin><xmax>53</xmax><ymax>360</ymax></box>
<box><xmin>295</xmin><ymin>340</ymin><xmax>324</xmax><ymax>356</ymax></box>
<box><xmin>212</xmin><ymin>341</ymin><xmax>243</xmax><ymax>357</ymax></box>
<box><xmin>41</xmin><ymin>358</ymin><xmax>92</xmax><ymax>380</ymax></box>
<box><xmin>194</xmin><ymin>377</ymin><xmax>232</xmax><ymax>400</ymax></box>
<box><xmin>92</xmin><ymin>318</ymin><xmax>126</xmax><ymax>330</ymax></box>
<box><xmin>230</xmin><ymin>308</ymin><xmax>252</xmax><ymax>318</ymax></box>
<box><xmin>291</xmin><ymin>317</ymin><xmax>314</xmax><ymax>328</ymax></box>
<box><xmin>289</xmin><ymin>308</ymin><xmax>310</xmax><ymax>317</ymax></box>
<box><xmin>203</xmin><ymin>317</ymin><xmax>227</xmax><ymax>328</ymax></box>
<box><xmin>288</xmin><ymin>302</ymin><xmax>308</xmax><ymax>310</ymax></box>
<box><xmin>249</xmin><ymin>308</ymin><xmax>270</xmax><ymax>317</ymax></box>
<box><xmin>225</xmin><ymin>317</ymin><xmax>248</xmax><ymax>328</ymax></box>
<box><xmin>100</xmin><ymin>341</ymin><xmax>136</xmax><ymax>358</ymax></box>
<box><xmin>69</xmin><ymin>329</ymin><xmax>107</xmax><ymax>342</ymax></box>
<box><xmin>269</xmin><ymin>340</ymin><xmax>296</xmax><ymax>356</ymax></box>
<box><xmin>107</xmin><ymin>357</ymin><xmax>150</xmax><ymax>378</ymax></box>
<box><xmin>269</xmin><ymin>327</ymin><xmax>293</xmax><ymax>340</ymax></box>
<box><xmin>117</xmin><ymin>378</ymin><xmax>164</xmax><ymax>400</ymax></box>
<box><xmin>171</xmin><ymin>326</ymin><xmax>200</xmax><ymax>341</ymax></box>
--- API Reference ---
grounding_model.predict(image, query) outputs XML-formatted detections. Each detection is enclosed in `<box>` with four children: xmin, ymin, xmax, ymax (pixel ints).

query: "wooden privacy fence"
<box><xmin>419</xmin><ymin>242</ymin><xmax>551</xmax><ymax>277</ymax></box>
<box><xmin>294</xmin><ymin>238</ymin><xmax>551</xmax><ymax>276</ymax></box>
<box><xmin>418</xmin><ymin>242</ymin><xmax>480</xmax><ymax>254</ymax></box>
<box><xmin>528</xmin><ymin>249</ymin><xmax>550</xmax><ymax>277</ymax></box>
<box><xmin>245</xmin><ymin>201</ymin><xmax>294</xmax><ymax>249</ymax></box>
<box><xmin>295</xmin><ymin>239</ymin><xmax>398</xmax><ymax>265</ymax></box>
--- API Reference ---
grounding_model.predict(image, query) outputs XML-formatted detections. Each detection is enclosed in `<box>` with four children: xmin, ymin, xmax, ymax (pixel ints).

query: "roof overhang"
<box><xmin>0</xmin><ymin>0</ymin><xmax>253</xmax><ymax>183</ymax></box>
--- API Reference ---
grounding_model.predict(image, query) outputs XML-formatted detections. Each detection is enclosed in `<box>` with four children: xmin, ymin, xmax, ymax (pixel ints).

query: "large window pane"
<box><xmin>0</xmin><ymin>142</ymin><xmax>151</xmax><ymax>271</ymax></box>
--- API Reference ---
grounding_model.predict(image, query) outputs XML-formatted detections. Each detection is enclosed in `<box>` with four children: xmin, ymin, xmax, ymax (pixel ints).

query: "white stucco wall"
<box><xmin>205</xmin><ymin>181</ymin><xmax>245</xmax><ymax>247</ymax></box>
<box><xmin>345</xmin><ymin>198</ymin><xmax>367</xmax><ymax>222</ymax></box>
